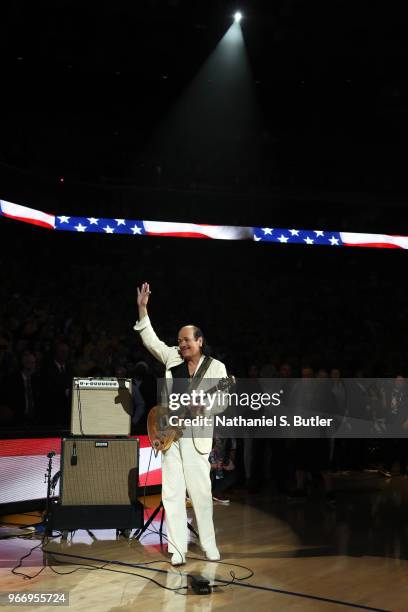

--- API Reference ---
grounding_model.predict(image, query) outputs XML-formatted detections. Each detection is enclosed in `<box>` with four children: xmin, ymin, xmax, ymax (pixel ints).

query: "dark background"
<box><xmin>1</xmin><ymin>0</ymin><xmax>408</xmax><ymax>380</ymax></box>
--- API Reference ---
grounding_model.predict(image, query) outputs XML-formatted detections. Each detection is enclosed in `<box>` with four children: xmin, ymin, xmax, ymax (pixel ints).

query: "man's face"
<box><xmin>178</xmin><ymin>326</ymin><xmax>203</xmax><ymax>361</ymax></box>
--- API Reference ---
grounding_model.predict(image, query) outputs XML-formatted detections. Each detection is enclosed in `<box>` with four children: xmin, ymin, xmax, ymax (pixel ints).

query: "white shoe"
<box><xmin>171</xmin><ymin>552</ymin><xmax>186</xmax><ymax>566</ymax></box>
<box><xmin>205</xmin><ymin>548</ymin><xmax>220</xmax><ymax>561</ymax></box>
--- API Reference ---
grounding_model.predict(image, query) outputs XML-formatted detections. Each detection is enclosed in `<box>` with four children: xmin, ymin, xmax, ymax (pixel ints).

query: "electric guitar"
<box><xmin>147</xmin><ymin>376</ymin><xmax>235</xmax><ymax>452</ymax></box>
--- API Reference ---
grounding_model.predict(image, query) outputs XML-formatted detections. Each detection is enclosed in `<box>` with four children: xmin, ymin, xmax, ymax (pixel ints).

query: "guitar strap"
<box><xmin>187</xmin><ymin>356</ymin><xmax>214</xmax><ymax>455</ymax></box>
<box><xmin>187</xmin><ymin>355</ymin><xmax>213</xmax><ymax>393</ymax></box>
<box><xmin>163</xmin><ymin>355</ymin><xmax>213</xmax><ymax>404</ymax></box>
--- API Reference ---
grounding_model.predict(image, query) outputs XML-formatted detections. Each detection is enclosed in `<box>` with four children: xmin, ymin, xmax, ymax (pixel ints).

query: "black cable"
<box><xmin>142</xmin><ymin>447</ymin><xmax>153</xmax><ymax>510</ymax></box>
<box><xmin>45</xmin><ymin>546</ymin><xmax>390</xmax><ymax>610</ymax></box>
<box><xmin>12</xmin><ymin>435</ymin><xmax>248</xmax><ymax>594</ymax></box>
<box><xmin>132</xmin><ymin>520</ymin><xmax>187</xmax><ymax>590</ymax></box>
<box><xmin>42</xmin><ymin>534</ymin><xmax>390</xmax><ymax>611</ymax></box>
<box><xmin>39</xmin><ymin>445</ymin><xmax>189</xmax><ymax>596</ymax></box>
<box><xmin>41</xmin><ymin>548</ymin><xmax>189</xmax><ymax>577</ymax></box>
<box><xmin>129</xmin><ymin>518</ymin><xmax>247</xmax><ymax>592</ymax></box>
<box><xmin>97</xmin><ymin>565</ymin><xmax>188</xmax><ymax>595</ymax></box>
<box><xmin>130</xmin><ymin>445</ymin><xmax>156</xmax><ymax>541</ymax></box>
<box><xmin>46</xmin><ymin>549</ymin><xmax>186</xmax><ymax>592</ymax></box>
<box><xmin>143</xmin><ymin>523</ymin><xmax>253</xmax><ymax>586</ymax></box>
<box><xmin>132</xmin><ymin>522</ymin><xmax>391</xmax><ymax>610</ymax></box>
<box><xmin>185</xmin><ymin>553</ymin><xmax>253</xmax><ymax>583</ymax></box>
<box><xmin>135</xmin><ymin>446</ymin><xmax>188</xmax><ymax>565</ymax></box>
<box><xmin>209</xmin><ymin>576</ymin><xmax>390</xmax><ymax>612</ymax></box>
<box><xmin>43</xmin><ymin>550</ymin><xmax>188</xmax><ymax>594</ymax></box>
<box><xmin>46</xmin><ymin>554</ymin><xmax>109</xmax><ymax>576</ymax></box>
<box><xmin>76</xmin><ymin>386</ymin><xmax>85</xmax><ymax>436</ymax></box>
<box><xmin>11</xmin><ymin>533</ymin><xmax>61</xmax><ymax>580</ymax></box>
<box><xmin>136</xmin><ymin>446</ymin><xmax>255</xmax><ymax>589</ymax></box>
<box><xmin>8</xmin><ymin>512</ymin><xmax>187</xmax><ymax>595</ymax></box>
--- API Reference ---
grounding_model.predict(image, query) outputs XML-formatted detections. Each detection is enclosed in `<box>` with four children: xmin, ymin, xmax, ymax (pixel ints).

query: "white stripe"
<box><xmin>0</xmin><ymin>200</ymin><xmax>55</xmax><ymax>227</ymax></box>
<box><xmin>144</xmin><ymin>221</ymin><xmax>252</xmax><ymax>240</ymax></box>
<box><xmin>341</xmin><ymin>232</ymin><xmax>408</xmax><ymax>249</ymax></box>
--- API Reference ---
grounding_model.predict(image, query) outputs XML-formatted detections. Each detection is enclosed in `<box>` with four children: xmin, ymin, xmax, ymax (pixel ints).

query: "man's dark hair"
<box><xmin>192</xmin><ymin>326</ymin><xmax>210</xmax><ymax>356</ymax></box>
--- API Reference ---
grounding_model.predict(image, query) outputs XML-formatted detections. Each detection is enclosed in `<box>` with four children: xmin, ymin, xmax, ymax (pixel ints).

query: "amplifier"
<box><xmin>60</xmin><ymin>437</ymin><xmax>139</xmax><ymax>506</ymax></box>
<box><xmin>71</xmin><ymin>377</ymin><xmax>132</xmax><ymax>436</ymax></box>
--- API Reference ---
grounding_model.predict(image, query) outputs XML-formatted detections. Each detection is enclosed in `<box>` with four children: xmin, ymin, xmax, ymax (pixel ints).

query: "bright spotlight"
<box><xmin>234</xmin><ymin>11</ymin><xmax>242</xmax><ymax>23</ymax></box>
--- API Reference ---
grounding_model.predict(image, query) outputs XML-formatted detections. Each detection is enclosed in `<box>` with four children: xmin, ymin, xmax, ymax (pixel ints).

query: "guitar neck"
<box><xmin>203</xmin><ymin>383</ymin><xmax>221</xmax><ymax>397</ymax></box>
<box><xmin>188</xmin><ymin>377</ymin><xmax>233</xmax><ymax>403</ymax></box>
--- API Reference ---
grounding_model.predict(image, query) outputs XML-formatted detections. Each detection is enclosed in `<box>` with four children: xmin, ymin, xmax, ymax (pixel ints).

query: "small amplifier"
<box><xmin>71</xmin><ymin>377</ymin><xmax>132</xmax><ymax>436</ymax></box>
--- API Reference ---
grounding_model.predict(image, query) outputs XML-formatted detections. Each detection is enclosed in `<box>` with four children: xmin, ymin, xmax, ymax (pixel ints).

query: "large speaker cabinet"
<box><xmin>48</xmin><ymin>437</ymin><xmax>143</xmax><ymax>532</ymax></box>
<box><xmin>70</xmin><ymin>378</ymin><xmax>132</xmax><ymax>436</ymax></box>
<box><xmin>60</xmin><ymin>437</ymin><xmax>139</xmax><ymax>505</ymax></box>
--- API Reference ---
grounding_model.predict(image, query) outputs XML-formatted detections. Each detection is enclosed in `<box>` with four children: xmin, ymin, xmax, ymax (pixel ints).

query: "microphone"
<box><xmin>71</xmin><ymin>442</ymin><xmax>77</xmax><ymax>466</ymax></box>
<box><xmin>51</xmin><ymin>470</ymin><xmax>61</xmax><ymax>489</ymax></box>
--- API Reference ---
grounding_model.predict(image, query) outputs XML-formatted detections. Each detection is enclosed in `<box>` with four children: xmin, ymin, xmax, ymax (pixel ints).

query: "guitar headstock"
<box><xmin>217</xmin><ymin>375</ymin><xmax>236</xmax><ymax>392</ymax></box>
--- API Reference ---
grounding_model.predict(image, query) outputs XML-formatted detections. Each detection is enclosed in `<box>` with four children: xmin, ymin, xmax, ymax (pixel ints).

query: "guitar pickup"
<box><xmin>158</xmin><ymin>414</ymin><xmax>170</xmax><ymax>428</ymax></box>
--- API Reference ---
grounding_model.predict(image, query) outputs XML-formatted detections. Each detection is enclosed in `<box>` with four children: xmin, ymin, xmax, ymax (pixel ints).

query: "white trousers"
<box><xmin>162</xmin><ymin>437</ymin><xmax>217</xmax><ymax>554</ymax></box>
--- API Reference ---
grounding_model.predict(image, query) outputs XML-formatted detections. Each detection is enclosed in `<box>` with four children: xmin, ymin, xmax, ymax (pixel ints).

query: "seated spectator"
<box><xmin>42</xmin><ymin>342</ymin><xmax>73</xmax><ymax>428</ymax></box>
<box><xmin>0</xmin><ymin>351</ymin><xmax>43</xmax><ymax>428</ymax></box>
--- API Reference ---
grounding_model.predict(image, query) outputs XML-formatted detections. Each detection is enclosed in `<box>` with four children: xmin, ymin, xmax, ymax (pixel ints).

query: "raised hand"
<box><xmin>137</xmin><ymin>282</ymin><xmax>151</xmax><ymax>318</ymax></box>
<box><xmin>137</xmin><ymin>282</ymin><xmax>151</xmax><ymax>306</ymax></box>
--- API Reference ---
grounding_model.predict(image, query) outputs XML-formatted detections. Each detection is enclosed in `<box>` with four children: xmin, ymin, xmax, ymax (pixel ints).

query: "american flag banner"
<box><xmin>55</xmin><ymin>215</ymin><xmax>145</xmax><ymax>236</ymax></box>
<box><xmin>54</xmin><ymin>216</ymin><xmax>254</xmax><ymax>240</ymax></box>
<box><xmin>253</xmin><ymin>227</ymin><xmax>408</xmax><ymax>249</ymax></box>
<box><xmin>2</xmin><ymin>198</ymin><xmax>408</xmax><ymax>250</ymax></box>
<box><xmin>0</xmin><ymin>199</ymin><xmax>55</xmax><ymax>229</ymax></box>
<box><xmin>253</xmin><ymin>227</ymin><xmax>342</xmax><ymax>247</ymax></box>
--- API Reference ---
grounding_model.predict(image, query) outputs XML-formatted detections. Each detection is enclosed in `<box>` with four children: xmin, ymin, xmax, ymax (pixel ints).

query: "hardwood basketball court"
<box><xmin>1</xmin><ymin>473</ymin><xmax>408</xmax><ymax>611</ymax></box>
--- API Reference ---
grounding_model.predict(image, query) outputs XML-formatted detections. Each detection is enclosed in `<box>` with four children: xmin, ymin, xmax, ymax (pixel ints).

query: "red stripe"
<box><xmin>139</xmin><ymin>467</ymin><xmax>162</xmax><ymax>486</ymax></box>
<box><xmin>344</xmin><ymin>241</ymin><xmax>401</xmax><ymax>249</ymax></box>
<box><xmin>137</xmin><ymin>435</ymin><xmax>151</xmax><ymax>449</ymax></box>
<box><xmin>143</xmin><ymin>503</ymin><xmax>164</xmax><ymax>519</ymax></box>
<box><xmin>0</xmin><ymin>435</ymin><xmax>151</xmax><ymax>457</ymax></box>
<box><xmin>0</xmin><ymin>438</ymin><xmax>61</xmax><ymax>457</ymax></box>
<box><xmin>147</xmin><ymin>231</ymin><xmax>210</xmax><ymax>239</ymax></box>
<box><xmin>2</xmin><ymin>213</ymin><xmax>54</xmax><ymax>229</ymax></box>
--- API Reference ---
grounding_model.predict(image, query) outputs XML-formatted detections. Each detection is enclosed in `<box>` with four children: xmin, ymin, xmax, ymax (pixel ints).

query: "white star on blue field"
<box><xmin>253</xmin><ymin>227</ymin><xmax>342</xmax><ymax>247</ymax></box>
<box><xmin>56</xmin><ymin>216</ymin><xmax>146</xmax><ymax>236</ymax></box>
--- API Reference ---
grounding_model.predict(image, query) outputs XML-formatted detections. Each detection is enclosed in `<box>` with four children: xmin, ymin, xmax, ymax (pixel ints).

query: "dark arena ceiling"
<box><xmin>1</xmin><ymin>0</ymin><xmax>408</xmax><ymax>229</ymax></box>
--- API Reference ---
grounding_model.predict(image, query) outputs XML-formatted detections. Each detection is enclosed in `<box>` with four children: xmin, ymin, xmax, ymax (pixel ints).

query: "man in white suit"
<box><xmin>134</xmin><ymin>282</ymin><xmax>227</xmax><ymax>566</ymax></box>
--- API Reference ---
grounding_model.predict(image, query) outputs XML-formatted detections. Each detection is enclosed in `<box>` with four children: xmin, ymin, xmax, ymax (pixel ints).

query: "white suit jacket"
<box><xmin>133</xmin><ymin>315</ymin><xmax>228</xmax><ymax>453</ymax></box>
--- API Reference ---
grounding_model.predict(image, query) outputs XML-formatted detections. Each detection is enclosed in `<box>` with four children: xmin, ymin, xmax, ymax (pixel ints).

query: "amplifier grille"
<box><xmin>60</xmin><ymin>438</ymin><xmax>139</xmax><ymax>506</ymax></box>
<box><xmin>70</xmin><ymin>378</ymin><xmax>132</xmax><ymax>436</ymax></box>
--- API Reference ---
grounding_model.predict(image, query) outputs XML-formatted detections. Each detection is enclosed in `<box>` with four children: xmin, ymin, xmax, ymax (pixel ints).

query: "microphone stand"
<box><xmin>44</xmin><ymin>451</ymin><xmax>56</xmax><ymax>532</ymax></box>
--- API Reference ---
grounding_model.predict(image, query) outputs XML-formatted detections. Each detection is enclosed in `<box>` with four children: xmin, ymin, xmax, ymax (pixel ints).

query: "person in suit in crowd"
<box><xmin>0</xmin><ymin>351</ymin><xmax>42</xmax><ymax>427</ymax></box>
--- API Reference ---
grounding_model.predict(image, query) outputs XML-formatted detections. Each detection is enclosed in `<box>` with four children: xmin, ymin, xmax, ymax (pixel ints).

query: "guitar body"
<box><xmin>147</xmin><ymin>405</ymin><xmax>184</xmax><ymax>452</ymax></box>
<box><xmin>147</xmin><ymin>376</ymin><xmax>235</xmax><ymax>453</ymax></box>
